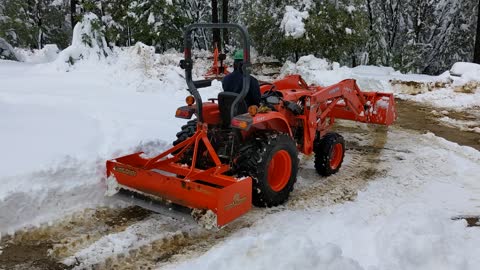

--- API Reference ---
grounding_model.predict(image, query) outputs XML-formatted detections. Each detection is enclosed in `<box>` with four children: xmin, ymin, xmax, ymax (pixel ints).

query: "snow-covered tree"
<box><xmin>0</xmin><ymin>0</ymin><xmax>70</xmax><ymax>49</ymax></box>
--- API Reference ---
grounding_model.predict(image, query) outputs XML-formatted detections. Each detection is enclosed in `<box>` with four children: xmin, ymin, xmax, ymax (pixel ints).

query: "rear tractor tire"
<box><xmin>314</xmin><ymin>132</ymin><xmax>345</xmax><ymax>176</ymax></box>
<box><xmin>173</xmin><ymin>119</ymin><xmax>197</xmax><ymax>147</ymax></box>
<box><xmin>172</xmin><ymin>119</ymin><xmax>206</xmax><ymax>167</ymax></box>
<box><xmin>235</xmin><ymin>134</ymin><xmax>299</xmax><ymax>207</ymax></box>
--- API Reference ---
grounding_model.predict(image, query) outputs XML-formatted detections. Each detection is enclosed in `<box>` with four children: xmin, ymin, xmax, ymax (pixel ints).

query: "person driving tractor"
<box><xmin>222</xmin><ymin>50</ymin><xmax>261</xmax><ymax>106</ymax></box>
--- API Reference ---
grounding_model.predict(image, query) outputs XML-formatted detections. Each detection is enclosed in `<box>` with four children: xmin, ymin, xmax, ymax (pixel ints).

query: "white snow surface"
<box><xmin>0</xmin><ymin>44</ymin><xmax>221</xmax><ymax>234</ymax></box>
<box><xmin>14</xmin><ymin>44</ymin><xmax>60</xmax><ymax>63</ymax></box>
<box><xmin>165</xmin><ymin>132</ymin><xmax>480</xmax><ymax>270</ymax></box>
<box><xmin>450</xmin><ymin>62</ymin><xmax>480</xmax><ymax>77</ymax></box>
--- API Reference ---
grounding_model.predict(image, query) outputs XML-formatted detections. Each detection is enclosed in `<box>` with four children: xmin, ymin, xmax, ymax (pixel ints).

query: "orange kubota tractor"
<box><xmin>106</xmin><ymin>24</ymin><xmax>397</xmax><ymax>227</ymax></box>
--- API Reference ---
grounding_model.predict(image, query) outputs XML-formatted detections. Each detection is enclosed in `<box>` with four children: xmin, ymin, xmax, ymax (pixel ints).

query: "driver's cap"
<box><xmin>233</xmin><ymin>50</ymin><xmax>244</xmax><ymax>60</ymax></box>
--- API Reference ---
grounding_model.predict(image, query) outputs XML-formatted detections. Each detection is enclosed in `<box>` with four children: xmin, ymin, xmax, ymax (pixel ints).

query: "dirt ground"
<box><xmin>395</xmin><ymin>99</ymin><xmax>480</xmax><ymax>151</ymax></box>
<box><xmin>1</xmin><ymin>99</ymin><xmax>479</xmax><ymax>270</ymax></box>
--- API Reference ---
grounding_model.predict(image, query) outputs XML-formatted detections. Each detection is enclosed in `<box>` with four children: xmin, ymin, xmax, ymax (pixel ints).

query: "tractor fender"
<box><xmin>250</xmin><ymin>112</ymin><xmax>293</xmax><ymax>137</ymax></box>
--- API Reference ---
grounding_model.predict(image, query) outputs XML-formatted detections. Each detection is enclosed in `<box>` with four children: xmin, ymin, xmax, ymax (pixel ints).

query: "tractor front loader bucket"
<box><xmin>331</xmin><ymin>92</ymin><xmax>397</xmax><ymax>126</ymax></box>
<box><xmin>361</xmin><ymin>92</ymin><xmax>397</xmax><ymax>125</ymax></box>
<box><xmin>106</xmin><ymin>125</ymin><xmax>252</xmax><ymax>227</ymax></box>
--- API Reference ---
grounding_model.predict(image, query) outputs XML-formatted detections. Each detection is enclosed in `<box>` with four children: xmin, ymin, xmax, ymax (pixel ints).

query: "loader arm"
<box><xmin>312</xmin><ymin>79</ymin><xmax>396</xmax><ymax>128</ymax></box>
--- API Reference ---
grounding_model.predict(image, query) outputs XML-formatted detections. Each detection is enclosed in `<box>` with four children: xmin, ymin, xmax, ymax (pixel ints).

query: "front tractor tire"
<box><xmin>235</xmin><ymin>134</ymin><xmax>299</xmax><ymax>207</ymax></box>
<box><xmin>314</xmin><ymin>132</ymin><xmax>345</xmax><ymax>176</ymax></box>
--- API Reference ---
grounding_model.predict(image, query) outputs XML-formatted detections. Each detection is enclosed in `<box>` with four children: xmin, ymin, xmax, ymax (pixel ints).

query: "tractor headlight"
<box><xmin>186</xmin><ymin>96</ymin><xmax>195</xmax><ymax>106</ymax></box>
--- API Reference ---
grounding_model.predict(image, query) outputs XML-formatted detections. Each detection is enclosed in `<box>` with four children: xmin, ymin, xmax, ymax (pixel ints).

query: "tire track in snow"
<box><xmin>288</xmin><ymin>124</ymin><xmax>389</xmax><ymax>208</ymax></box>
<box><xmin>0</xmin><ymin>124</ymin><xmax>397</xmax><ymax>270</ymax></box>
<box><xmin>0</xmin><ymin>124</ymin><xmax>391</xmax><ymax>270</ymax></box>
<box><xmin>98</xmin><ymin>124</ymin><xmax>392</xmax><ymax>269</ymax></box>
<box><xmin>0</xmin><ymin>206</ymin><xmax>152</xmax><ymax>270</ymax></box>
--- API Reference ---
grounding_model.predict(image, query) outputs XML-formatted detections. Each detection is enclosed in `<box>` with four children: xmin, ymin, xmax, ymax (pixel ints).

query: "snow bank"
<box><xmin>280</xmin><ymin>55</ymin><xmax>397</xmax><ymax>91</ymax></box>
<box><xmin>0</xmin><ymin>43</ymin><xmax>223</xmax><ymax>234</ymax></box>
<box><xmin>450</xmin><ymin>62</ymin><xmax>480</xmax><ymax>77</ymax></box>
<box><xmin>280</xmin><ymin>6</ymin><xmax>309</xmax><ymax>39</ymax></box>
<box><xmin>280</xmin><ymin>55</ymin><xmax>480</xmax><ymax>110</ymax></box>
<box><xmin>280</xmin><ymin>55</ymin><xmax>349</xmax><ymax>86</ymax></box>
<box><xmin>14</xmin><ymin>44</ymin><xmax>60</xmax><ymax>63</ymax></box>
<box><xmin>449</xmin><ymin>63</ymin><xmax>480</xmax><ymax>94</ymax></box>
<box><xmin>403</xmin><ymin>62</ymin><xmax>480</xmax><ymax>109</ymax></box>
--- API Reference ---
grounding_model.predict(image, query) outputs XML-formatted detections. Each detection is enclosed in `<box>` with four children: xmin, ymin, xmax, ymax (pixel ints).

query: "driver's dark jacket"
<box><xmin>222</xmin><ymin>70</ymin><xmax>261</xmax><ymax>106</ymax></box>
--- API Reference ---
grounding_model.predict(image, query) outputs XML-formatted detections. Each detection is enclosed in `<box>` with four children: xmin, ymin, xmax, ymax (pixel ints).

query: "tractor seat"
<box><xmin>218</xmin><ymin>92</ymin><xmax>247</xmax><ymax>127</ymax></box>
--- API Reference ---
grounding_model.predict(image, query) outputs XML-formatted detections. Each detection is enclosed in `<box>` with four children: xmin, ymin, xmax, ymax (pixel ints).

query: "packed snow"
<box><xmin>166</xmin><ymin>132</ymin><xmax>480</xmax><ymax>270</ymax></box>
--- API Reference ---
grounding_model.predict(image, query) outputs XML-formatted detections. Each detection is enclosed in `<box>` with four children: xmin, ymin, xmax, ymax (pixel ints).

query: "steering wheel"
<box><xmin>262</xmin><ymin>85</ymin><xmax>281</xmax><ymax>99</ymax></box>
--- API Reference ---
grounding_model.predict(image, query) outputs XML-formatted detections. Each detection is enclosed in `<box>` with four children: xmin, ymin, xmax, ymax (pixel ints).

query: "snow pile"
<box><xmin>280</xmin><ymin>55</ymin><xmax>398</xmax><ymax>91</ymax></box>
<box><xmin>14</xmin><ymin>44</ymin><xmax>60</xmax><ymax>63</ymax></box>
<box><xmin>280</xmin><ymin>55</ymin><xmax>349</xmax><ymax>86</ymax></box>
<box><xmin>405</xmin><ymin>62</ymin><xmax>480</xmax><ymax>109</ymax></box>
<box><xmin>280</xmin><ymin>55</ymin><xmax>480</xmax><ymax>109</ymax></box>
<box><xmin>280</xmin><ymin>6</ymin><xmax>309</xmax><ymax>39</ymax></box>
<box><xmin>450</xmin><ymin>62</ymin><xmax>480</xmax><ymax>77</ymax></box>
<box><xmin>55</xmin><ymin>13</ymin><xmax>111</xmax><ymax>69</ymax></box>
<box><xmin>113</xmin><ymin>44</ymin><xmax>210</xmax><ymax>93</ymax></box>
<box><xmin>449</xmin><ymin>62</ymin><xmax>480</xmax><ymax>94</ymax></box>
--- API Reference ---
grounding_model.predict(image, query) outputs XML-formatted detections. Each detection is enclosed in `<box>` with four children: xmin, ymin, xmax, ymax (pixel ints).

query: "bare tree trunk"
<box><xmin>70</xmin><ymin>0</ymin><xmax>77</xmax><ymax>30</ymax></box>
<box><xmin>366</xmin><ymin>0</ymin><xmax>374</xmax><ymax>32</ymax></box>
<box><xmin>212</xmin><ymin>0</ymin><xmax>221</xmax><ymax>50</ymax></box>
<box><xmin>222</xmin><ymin>0</ymin><xmax>229</xmax><ymax>48</ymax></box>
<box><xmin>474</xmin><ymin>0</ymin><xmax>480</xmax><ymax>63</ymax></box>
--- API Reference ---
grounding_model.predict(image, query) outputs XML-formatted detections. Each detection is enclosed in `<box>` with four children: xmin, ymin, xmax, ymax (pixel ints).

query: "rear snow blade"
<box><xmin>106</xmin><ymin>126</ymin><xmax>253</xmax><ymax>227</ymax></box>
<box><xmin>114</xmin><ymin>188</ymin><xmax>194</xmax><ymax>223</ymax></box>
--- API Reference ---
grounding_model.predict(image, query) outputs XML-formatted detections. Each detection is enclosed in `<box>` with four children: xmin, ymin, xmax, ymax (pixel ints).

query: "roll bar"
<box><xmin>181</xmin><ymin>23</ymin><xmax>251</xmax><ymax>123</ymax></box>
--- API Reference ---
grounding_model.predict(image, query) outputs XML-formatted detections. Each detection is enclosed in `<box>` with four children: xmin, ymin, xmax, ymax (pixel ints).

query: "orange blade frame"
<box><xmin>106</xmin><ymin>125</ymin><xmax>252</xmax><ymax>227</ymax></box>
